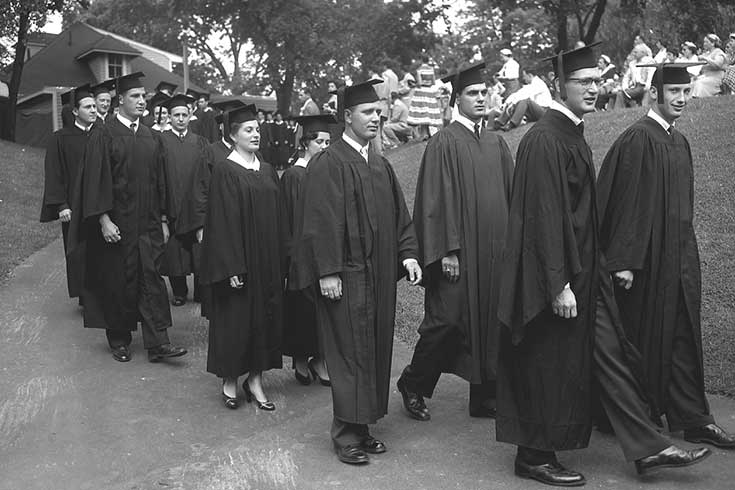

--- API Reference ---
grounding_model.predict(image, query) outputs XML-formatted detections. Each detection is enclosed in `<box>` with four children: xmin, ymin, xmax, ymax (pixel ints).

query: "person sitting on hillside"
<box><xmin>722</xmin><ymin>36</ymin><xmax>735</xmax><ymax>95</ymax></box>
<box><xmin>497</xmin><ymin>48</ymin><xmax>521</xmax><ymax>96</ymax></box>
<box><xmin>596</xmin><ymin>54</ymin><xmax>618</xmax><ymax>110</ymax></box>
<box><xmin>692</xmin><ymin>33</ymin><xmax>727</xmax><ymax>97</ymax></box>
<box><xmin>383</xmin><ymin>90</ymin><xmax>412</xmax><ymax>149</ymax></box>
<box><xmin>677</xmin><ymin>42</ymin><xmax>702</xmax><ymax>77</ymax></box>
<box><xmin>614</xmin><ymin>43</ymin><xmax>655</xmax><ymax>109</ymax></box>
<box><xmin>493</xmin><ymin>68</ymin><xmax>552</xmax><ymax>131</ymax></box>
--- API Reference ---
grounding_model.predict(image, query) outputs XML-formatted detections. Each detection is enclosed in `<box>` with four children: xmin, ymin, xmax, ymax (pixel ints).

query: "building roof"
<box><xmin>75</xmin><ymin>35</ymin><xmax>141</xmax><ymax>60</ymax></box>
<box><xmin>27</xmin><ymin>32</ymin><xmax>59</xmax><ymax>46</ymax></box>
<box><xmin>85</xmin><ymin>23</ymin><xmax>182</xmax><ymax>65</ymax></box>
<box><xmin>16</xmin><ymin>21</ymin><xmax>205</xmax><ymax>104</ymax></box>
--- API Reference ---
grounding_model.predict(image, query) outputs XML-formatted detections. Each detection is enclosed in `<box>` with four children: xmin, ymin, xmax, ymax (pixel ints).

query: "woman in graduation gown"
<box><xmin>199</xmin><ymin>104</ymin><xmax>286</xmax><ymax>410</ymax></box>
<box><xmin>281</xmin><ymin>115</ymin><xmax>335</xmax><ymax>386</ymax></box>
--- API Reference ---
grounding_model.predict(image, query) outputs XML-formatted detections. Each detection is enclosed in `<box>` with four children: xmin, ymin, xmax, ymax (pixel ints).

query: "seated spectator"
<box><xmin>493</xmin><ymin>68</ymin><xmax>551</xmax><ymax>131</ymax></box>
<box><xmin>614</xmin><ymin>43</ymin><xmax>654</xmax><ymax>109</ymax></box>
<box><xmin>497</xmin><ymin>48</ymin><xmax>520</xmax><ymax>96</ymax></box>
<box><xmin>653</xmin><ymin>40</ymin><xmax>669</xmax><ymax>63</ymax></box>
<box><xmin>692</xmin><ymin>33</ymin><xmax>727</xmax><ymax>97</ymax></box>
<box><xmin>722</xmin><ymin>36</ymin><xmax>735</xmax><ymax>95</ymax></box>
<box><xmin>322</xmin><ymin>80</ymin><xmax>339</xmax><ymax>115</ymax></box>
<box><xmin>383</xmin><ymin>90</ymin><xmax>412</xmax><ymax>149</ymax></box>
<box><xmin>677</xmin><ymin>41</ymin><xmax>702</xmax><ymax>76</ymax></box>
<box><xmin>596</xmin><ymin>54</ymin><xmax>618</xmax><ymax>110</ymax></box>
<box><xmin>484</xmin><ymin>75</ymin><xmax>505</xmax><ymax>117</ymax></box>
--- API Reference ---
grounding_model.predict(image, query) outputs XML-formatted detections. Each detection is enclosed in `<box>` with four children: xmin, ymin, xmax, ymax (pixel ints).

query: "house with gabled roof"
<box><xmin>14</xmin><ymin>21</ymin><xmax>207</xmax><ymax>147</ymax></box>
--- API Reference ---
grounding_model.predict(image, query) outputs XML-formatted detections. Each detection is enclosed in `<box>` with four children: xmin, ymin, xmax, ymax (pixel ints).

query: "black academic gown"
<box><xmin>210</xmin><ymin>139</ymin><xmax>233</xmax><ymax>164</ymax></box>
<box><xmin>39</xmin><ymin>124</ymin><xmax>92</xmax><ymax>298</ymax></box>
<box><xmin>199</xmin><ymin>157</ymin><xmax>285</xmax><ymax>377</ymax></box>
<box><xmin>259</xmin><ymin>122</ymin><xmax>273</xmax><ymax>163</ymax></box>
<box><xmin>159</xmin><ymin>129</ymin><xmax>212</xmax><ymax>277</ymax></box>
<box><xmin>192</xmin><ymin>108</ymin><xmax>219</xmax><ymax>143</ymax></box>
<box><xmin>269</xmin><ymin>122</ymin><xmax>292</xmax><ymax>168</ymax></box>
<box><xmin>70</xmin><ymin>118</ymin><xmax>172</xmax><ymax>332</ymax></box>
<box><xmin>281</xmin><ymin>163</ymin><xmax>319</xmax><ymax>358</ymax></box>
<box><xmin>289</xmin><ymin>139</ymin><xmax>419</xmax><ymax>425</ymax></box>
<box><xmin>597</xmin><ymin>116</ymin><xmax>705</xmax><ymax>418</ymax></box>
<box><xmin>412</xmin><ymin>122</ymin><xmax>514</xmax><ymax>385</ymax></box>
<box><xmin>496</xmin><ymin>109</ymin><xmax>602</xmax><ymax>451</ymax></box>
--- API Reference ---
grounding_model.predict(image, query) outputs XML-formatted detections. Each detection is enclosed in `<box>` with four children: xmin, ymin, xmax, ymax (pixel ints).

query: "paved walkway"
<box><xmin>1</xmin><ymin>239</ymin><xmax>734</xmax><ymax>490</ymax></box>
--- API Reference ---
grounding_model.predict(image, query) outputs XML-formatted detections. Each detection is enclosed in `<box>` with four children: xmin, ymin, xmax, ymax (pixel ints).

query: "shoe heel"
<box><xmin>242</xmin><ymin>381</ymin><xmax>253</xmax><ymax>403</ymax></box>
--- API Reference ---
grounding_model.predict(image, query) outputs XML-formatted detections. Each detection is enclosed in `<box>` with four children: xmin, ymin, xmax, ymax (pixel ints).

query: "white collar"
<box><xmin>646</xmin><ymin>109</ymin><xmax>673</xmax><ymax>133</ymax></box>
<box><xmin>342</xmin><ymin>133</ymin><xmax>369</xmax><ymax>161</ymax></box>
<box><xmin>171</xmin><ymin>128</ymin><xmax>188</xmax><ymax>139</ymax></box>
<box><xmin>74</xmin><ymin>120</ymin><xmax>91</xmax><ymax>132</ymax></box>
<box><xmin>294</xmin><ymin>157</ymin><xmax>309</xmax><ymax>168</ymax></box>
<box><xmin>116</xmin><ymin>113</ymin><xmax>140</xmax><ymax>130</ymax></box>
<box><xmin>227</xmin><ymin>149</ymin><xmax>260</xmax><ymax>171</ymax></box>
<box><xmin>221</xmin><ymin>138</ymin><xmax>232</xmax><ymax>149</ymax></box>
<box><xmin>454</xmin><ymin>111</ymin><xmax>483</xmax><ymax>133</ymax></box>
<box><xmin>549</xmin><ymin>100</ymin><xmax>584</xmax><ymax>127</ymax></box>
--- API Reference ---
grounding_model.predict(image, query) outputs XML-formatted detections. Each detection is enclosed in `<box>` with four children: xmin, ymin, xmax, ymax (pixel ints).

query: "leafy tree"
<box><xmin>0</xmin><ymin>0</ymin><xmax>88</xmax><ymax>141</ymax></box>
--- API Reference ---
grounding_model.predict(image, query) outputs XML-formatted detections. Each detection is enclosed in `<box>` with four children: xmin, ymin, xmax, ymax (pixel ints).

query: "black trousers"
<box><xmin>662</xmin><ymin>292</ymin><xmax>713</xmax><ymax>431</ymax></box>
<box><xmin>106</xmin><ymin>322</ymin><xmax>169</xmax><ymax>350</ymax></box>
<box><xmin>520</xmin><ymin>295</ymin><xmax>670</xmax><ymax>463</ymax></box>
<box><xmin>331</xmin><ymin>417</ymin><xmax>369</xmax><ymax>448</ymax></box>
<box><xmin>169</xmin><ymin>275</ymin><xmax>201</xmax><ymax>299</ymax></box>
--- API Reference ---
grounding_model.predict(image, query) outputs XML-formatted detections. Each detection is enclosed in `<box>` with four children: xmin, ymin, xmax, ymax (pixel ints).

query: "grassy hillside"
<box><xmin>0</xmin><ymin>141</ymin><xmax>59</xmax><ymax>284</ymax></box>
<box><xmin>389</xmin><ymin>96</ymin><xmax>735</xmax><ymax>396</ymax></box>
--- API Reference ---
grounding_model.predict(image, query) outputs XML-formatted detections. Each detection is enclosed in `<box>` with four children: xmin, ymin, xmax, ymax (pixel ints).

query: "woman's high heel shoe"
<box><xmin>294</xmin><ymin>365</ymin><xmax>312</xmax><ymax>386</ymax></box>
<box><xmin>222</xmin><ymin>381</ymin><xmax>239</xmax><ymax>409</ymax></box>
<box><xmin>308</xmin><ymin>359</ymin><xmax>331</xmax><ymax>387</ymax></box>
<box><xmin>243</xmin><ymin>380</ymin><xmax>276</xmax><ymax>411</ymax></box>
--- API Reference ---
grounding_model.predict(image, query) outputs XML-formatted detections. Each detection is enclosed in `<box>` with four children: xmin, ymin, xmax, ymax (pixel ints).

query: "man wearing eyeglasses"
<box><xmin>598</xmin><ymin>62</ymin><xmax>735</xmax><ymax>451</ymax></box>
<box><xmin>495</xmin><ymin>44</ymin><xmax>710</xmax><ymax>487</ymax></box>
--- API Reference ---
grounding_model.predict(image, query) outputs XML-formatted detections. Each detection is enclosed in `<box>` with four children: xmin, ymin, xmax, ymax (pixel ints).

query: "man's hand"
<box><xmin>441</xmin><ymin>254</ymin><xmax>460</xmax><ymax>282</ymax></box>
<box><xmin>162</xmin><ymin>222</ymin><xmax>170</xmax><ymax>244</ymax></box>
<box><xmin>230</xmin><ymin>275</ymin><xmax>245</xmax><ymax>289</ymax></box>
<box><xmin>196</xmin><ymin>228</ymin><xmax>204</xmax><ymax>243</ymax></box>
<box><xmin>404</xmin><ymin>259</ymin><xmax>422</xmax><ymax>286</ymax></box>
<box><xmin>59</xmin><ymin>209</ymin><xmax>72</xmax><ymax>223</ymax></box>
<box><xmin>319</xmin><ymin>275</ymin><xmax>342</xmax><ymax>301</ymax></box>
<box><xmin>99</xmin><ymin>213</ymin><xmax>121</xmax><ymax>243</ymax></box>
<box><xmin>552</xmin><ymin>286</ymin><xmax>577</xmax><ymax>319</ymax></box>
<box><xmin>613</xmin><ymin>270</ymin><xmax>634</xmax><ymax>290</ymax></box>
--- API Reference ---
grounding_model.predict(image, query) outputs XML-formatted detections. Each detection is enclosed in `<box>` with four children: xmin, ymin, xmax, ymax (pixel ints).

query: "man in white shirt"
<box><xmin>497</xmin><ymin>48</ymin><xmax>521</xmax><ymax>96</ymax></box>
<box><xmin>382</xmin><ymin>90</ymin><xmax>411</xmax><ymax>148</ymax></box>
<box><xmin>493</xmin><ymin>69</ymin><xmax>552</xmax><ymax>130</ymax></box>
<box><xmin>614</xmin><ymin>44</ymin><xmax>655</xmax><ymax>109</ymax></box>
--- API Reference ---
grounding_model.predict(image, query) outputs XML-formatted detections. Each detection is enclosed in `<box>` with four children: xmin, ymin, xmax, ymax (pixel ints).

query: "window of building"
<box><xmin>108</xmin><ymin>54</ymin><xmax>124</xmax><ymax>78</ymax></box>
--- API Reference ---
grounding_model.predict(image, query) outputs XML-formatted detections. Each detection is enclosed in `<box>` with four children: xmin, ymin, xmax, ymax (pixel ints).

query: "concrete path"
<box><xmin>1</xmin><ymin>239</ymin><xmax>734</xmax><ymax>490</ymax></box>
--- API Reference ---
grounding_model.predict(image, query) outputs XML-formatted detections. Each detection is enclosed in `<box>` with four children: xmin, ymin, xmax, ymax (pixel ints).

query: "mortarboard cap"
<box><xmin>226</xmin><ymin>104</ymin><xmax>258</xmax><ymax>125</ymax></box>
<box><xmin>637</xmin><ymin>62</ymin><xmax>704</xmax><ymax>103</ymax></box>
<box><xmin>61</xmin><ymin>83</ymin><xmax>94</xmax><ymax>106</ymax></box>
<box><xmin>115</xmin><ymin>71</ymin><xmax>145</xmax><ymax>94</ymax></box>
<box><xmin>441</xmin><ymin>62</ymin><xmax>486</xmax><ymax>106</ymax></box>
<box><xmin>186</xmin><ymin>88</ymin><xmax>209</xmax><ymax>100</ymax></box>
<box><xmin>90</xmin><ymin>79</ymin><xmax>115</xmax><ymax>97</ymax></box>
<box><xmin>343</xmin><ymin>79</ymin><xmax>382</xmax><ymax>109</ymax></box>
<box><xmin>155</xmin><ymin>81</ymin><xmax>177</xmax><ymax>95</ymax></box>
<box><xmin>163</xmin><ymin>93</ymin><xmax>196</xmax><ymax>111</ymax></box>
<box><xmin>148</xmin><ymin>91</ymin><xmax>170</xmax><ymax>109</ymax></box>
<box><xmin>543</xmin><ymin>41</ymin><xmax>601</xmax><ymax>99</ymax></box>
<box><xmin>211</xmin><ymin>99</ymin><xmax>248</xmax><ymax>125</ymax></box>
<box><xmin>293</xmin><ymin>114</ymin><xmax>337</xmax><ymax>135</ymax></box>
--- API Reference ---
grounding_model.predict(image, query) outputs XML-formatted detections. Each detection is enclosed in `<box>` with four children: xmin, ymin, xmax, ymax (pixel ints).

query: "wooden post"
<box><xmin>182</xmin><ymin>42</ymin><xmax>189</xmax><ymax>92</ymax></box>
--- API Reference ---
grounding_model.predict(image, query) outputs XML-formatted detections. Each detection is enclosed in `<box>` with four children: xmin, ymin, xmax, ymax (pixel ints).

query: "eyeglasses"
<box><xmin>567</xmin><ymin>77</ymin><xmax>603</xmax><ymax>88</ymax></box>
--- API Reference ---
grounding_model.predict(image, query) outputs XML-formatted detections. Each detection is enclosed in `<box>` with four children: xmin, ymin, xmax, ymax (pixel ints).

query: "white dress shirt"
<box><xmin>647</xmin><ymin>109</ymin><xmax>673</xmax><ymax>134</ymax></box>
<box><xmin>342</xmin><ymin>133</ymin><xmax>369</xmax><ymax>162</ymax></box>
<box><xmin>116</xmin><ymin>113</ymin><xmax>140</xmax><ymax>132</ymax></box>
<box><xmin>548</xmin><ymin>100</ymin><xmax>584</xmax><ymax>127</ymax></box>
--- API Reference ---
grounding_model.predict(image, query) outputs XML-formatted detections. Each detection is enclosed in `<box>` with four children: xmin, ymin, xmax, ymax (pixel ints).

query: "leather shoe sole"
<box><xmin>635</xmin><ymin>447</ymin><xmax>711</xmax><ymax>475</ymax></box>
<box><xmin>397</xmin><ymin>377</ymin><xmax>431</xmax><ymax>421</ymax></box>
<box><xmin>335</xmin><ymin>444</ymin><xmax>369</xmax><ymax>465</ymax></box>
<box><xmin>148</xmin><ymin>346</ymin><xmax>187</xmax><ymax>363</ymax></box>
<box><xmin>515</xmin><ymin>460</ymin><xmax>586</xmax><ymax>487</ymax></box>
<box><xmin>112</xmin><ymin>347</ymin><xmax>131</xmax><ymax>362</ymax></box>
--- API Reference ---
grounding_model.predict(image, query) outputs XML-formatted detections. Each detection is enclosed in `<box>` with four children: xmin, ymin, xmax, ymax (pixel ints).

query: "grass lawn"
<box><xmin>389</xmin><ymin>96</ymin><xmax>735</xmax><ymax>396</ymax></box>
<box><xmin>0</xmin><ymin>140</ymin><xmax>59</xmax><ymax>285</ymax></box>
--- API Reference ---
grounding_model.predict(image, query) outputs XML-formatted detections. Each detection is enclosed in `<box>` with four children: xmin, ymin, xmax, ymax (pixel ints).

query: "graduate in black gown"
<box><xmin>208</xmin><ymin>99</ymin><xmax>248</xmax><ymax>163</ymax></box>
<box><xmin>598</xmin><ymin>62</ymin><xmax>735</xmax><ymax>449</ymax></box>
<box><xmin>281</xmin><ymin>114</ymin><xmax>336</xmax><ymax>387</ymax></box>
<box><xmin>90</xmin><ymin>79</ymin><xmax>115</xmax><ymax>129</ymax></box>
<box><xmin>199</xmin><ymin>104</ymin><xmax>285</xmax><ymax>411</ymax></box>
<box><xmin>40</xmin><ymin>84</ymin><xmax>97</xmax><ymax>299</ymax></box>
<box><xmin>70</xmin><ymin>72</ymin><xmax>187</xmax><ymax>364</ymax></box>
<box><xmin>495</xmin><ymin>45</ymin><xmax>709</xmax><ymax>487</ymax></box>
<box><xmin>159</xmin><ymin>94</ymin><xmax>213</xmax><ymax>306</ymax></box>
<box><xmin>289</xmin><ymin>80</ymin><xmax>422</xmax><ymax>465</ymax></box>
<box><xmin>397</xmin><ymin>63</ymin><xmax>514</xmax><ymax>422</ymax></box>
<box><xmin>269</xmin><ymin>111</ymin><xmax>292</xmax><ymax>170</ymax></box>
<box><xmin>141</xmin><ymin>82</ymin><xmax>176</xmax><ymax>128</ymax></box>
<box><xmin>188</xmin><ymin>89</ymin><xmax>219</xmax><ymax>143</ymax></box>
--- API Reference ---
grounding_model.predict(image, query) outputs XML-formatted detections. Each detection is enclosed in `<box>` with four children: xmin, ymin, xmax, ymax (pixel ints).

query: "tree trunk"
<box><xmin>582</xmin><ymin>0</ymin><xmax>608</xmax><ymax>44</ymax></box>
<box><xmin>2</xmin><ymin>9</ymin><xmax>31</xmax><ymax>142</ymax></box>
<box><xmin>276</xmin><ymin>65</ymin><xmax>295</xmax><ymax>115</ymax></box>
<box><xmin>556</xmin><ymin>5</ymin><xmax>568</xmax><ymax>51</ymax></box>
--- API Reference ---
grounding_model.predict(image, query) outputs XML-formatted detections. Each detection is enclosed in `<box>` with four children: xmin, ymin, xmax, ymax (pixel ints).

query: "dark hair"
<box><xmin>299</xmin><ymin>130</ymin><xmax>322</xmax><ymax>148</ymax></box>
<box><xmin>228</xmin><ymin>120</ymin><xmax>246</xmax><ymax>139</ymax></box>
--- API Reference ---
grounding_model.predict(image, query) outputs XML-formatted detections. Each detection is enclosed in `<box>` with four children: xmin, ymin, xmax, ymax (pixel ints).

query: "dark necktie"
<box><xmin>130</xmin><ymin>122</ymin><xmax>137</xmax><ymax>134</ymax></box>
<box><xmin>474</xmin><ymin>122</ymin><xmax>481</xmax><ymax>138</ymax></box>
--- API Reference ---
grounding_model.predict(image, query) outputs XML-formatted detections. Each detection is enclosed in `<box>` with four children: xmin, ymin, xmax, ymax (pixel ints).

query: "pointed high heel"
<box><xmin>308</xmin><ymin>359</ymin><xmax>331</xmax><ymax>387</ymax></box>
<box><xmin>294</xmin><ymin>363</ymin><xmax>312</xmax><ymax>386</ymax></box>
<box><xmin>222</xmin><ymin>380</ymin><xmax>238</xmax><ymax>409</ymax></box>
<box><xmin>242</xmin><ymin>380</ymin><xmax>276</xmax><ymax>411</ymax></box>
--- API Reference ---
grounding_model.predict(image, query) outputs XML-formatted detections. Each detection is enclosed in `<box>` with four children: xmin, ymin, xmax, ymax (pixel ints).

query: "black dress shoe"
<box><xmin>361</xmin><ymin>436</ymin><xmax>387</xmax><ymax>454</ymax></box>
<box><xmin>171</xmin><ymin>296</ymin><xmax>186</xmax><ymax>306</ymax></box>
<box><xmin>111</xmin><ymin>345</ymin><xmax>131</xmax><ymax>362</ymax></box>
<box><xmin>397</xmin><ymin>377</ymin><xmax>430</xmax><ymax>421</ymax></box>
<box><xmin>335</xmin><ymin>443</ymin><xmax>369</xmax><ymax>465</ymax></box>
<box><xmin>635</xmin><ymin>445</ymin><xmax>711</xmax><ymax>475</ymax></box>
<box><xmin>148</xmin><ymin>344</ymin><xmax>187</xmax><ymax>363</ymax></box>
<box><xmin>242</xmin><ymin>380</ymin><xmax>276</xmax><ymax>411</ymax></box>
<box><xmin>222</xmin><ymin>393</ymin><xmax>239</xmax><ymax>409</ymax></box>
<box><xmin>469</xmin><ymin>405</ymin><xmax>497</xmax><ymax>418</ymax></box>
<box><xmin>515</xmin><ymin>459</ymin><xmax>586</xmax><ymax>487</ymax></box>
<box><xmin>294</xmin><ymin>368</ymin><xmax>312</xmax><ymax>386</ymax></box>
<box><xmin>684</xmin><ymin>423</ymin><xmax>735</xmax><ymax>448</ymax></box>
